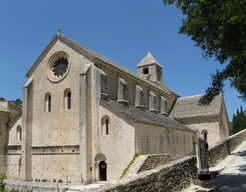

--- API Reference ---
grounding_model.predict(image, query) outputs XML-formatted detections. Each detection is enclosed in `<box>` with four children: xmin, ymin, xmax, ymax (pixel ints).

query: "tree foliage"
<box><xmin>163</xmin><ymin>0</ymin><xmax>246</xmax><ymax>105</ymax></box>
<box><xmin>232</xmin><ymin>106</ymin><xmax>246</xmax><ymax>134</ymax></box>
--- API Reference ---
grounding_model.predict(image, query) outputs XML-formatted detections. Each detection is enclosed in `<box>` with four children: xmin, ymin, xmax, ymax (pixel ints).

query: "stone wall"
<box><xmin>207</xmin><ymin>140</ymin><xmax>229</xmax><ymax>167</ymax></box>
<box><xmin>207</xmin><ymin>129</ymin><xmax>246</xmax><ymax>167</ymax></box>
<box><xmin>227</xmin><ymin>129</ymin><xmax>246</xmax><ymax>153</ymax></box>
<box><xmin>86</xmin><ymin>156</ymin><xmax>198</xmax><ymax>192</ymax></box>
<box><xmin>137</xmin><ymin>154</ymin><xmax>173</xmax><ymax>173</ymax></box>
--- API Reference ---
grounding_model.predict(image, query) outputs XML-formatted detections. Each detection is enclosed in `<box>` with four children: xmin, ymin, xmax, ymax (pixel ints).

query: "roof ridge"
<box><xmin>178</xmin><ymin>94</ymin><xmax>204</xmax><ymax>99</ymax></box>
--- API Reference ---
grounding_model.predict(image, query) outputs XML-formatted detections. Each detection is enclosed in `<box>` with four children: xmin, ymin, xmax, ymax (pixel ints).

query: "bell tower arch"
<box><xmin>137</xmin><ymin>51</ymin><xmax>163</xmax><ymax>83</ymax></box>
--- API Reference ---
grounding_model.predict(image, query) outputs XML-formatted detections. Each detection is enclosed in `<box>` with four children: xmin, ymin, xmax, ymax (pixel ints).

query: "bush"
<box><xmin>58</xmin><ymin>179</ymin><xmax>63</xmax><ymax>183</ymax></box>
<box><xmin>53</xmin><ymin>179</ymin><xmax>56</xmax><ymax>183</ymax></box>
<box><xmin>0</xmin><ymin>173</ymin><xmax>7</xmax><ymax>192</ymax></box>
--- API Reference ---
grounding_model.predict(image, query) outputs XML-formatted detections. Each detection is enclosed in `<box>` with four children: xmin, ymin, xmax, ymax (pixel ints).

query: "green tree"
<box><xmin>163</xmin><ymin>0</ymin><xmax>246</xmax><ymax>105</ymax></box>
<box><xmin>232</xmin><ymin>106</ymin><xmax>246</xmax><ymax>134</ymax></box>
<box><xmin>10</xmin><ymin>99</ymin><xmax>22</xmax><ymax>108</ymax></box>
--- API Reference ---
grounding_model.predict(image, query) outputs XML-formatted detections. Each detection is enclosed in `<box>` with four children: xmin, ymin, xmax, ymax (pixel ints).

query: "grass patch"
<box><xmin>120</xmin><ymin>153</ymin><xmax>140</xmax><ymax>179</ymax></box>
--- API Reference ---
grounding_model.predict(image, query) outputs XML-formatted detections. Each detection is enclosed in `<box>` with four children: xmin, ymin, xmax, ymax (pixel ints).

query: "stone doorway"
<box><xmin>99</xmin><ymin>161</ymin><xmax>107</xmax><ymax>181</ymax></box>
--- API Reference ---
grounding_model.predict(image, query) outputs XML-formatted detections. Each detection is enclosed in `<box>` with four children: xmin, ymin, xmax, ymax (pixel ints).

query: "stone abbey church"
<box><xmin>0</xmin><ymin>31</ymin><xmax>229</xmax><ymax>184</ymax></box>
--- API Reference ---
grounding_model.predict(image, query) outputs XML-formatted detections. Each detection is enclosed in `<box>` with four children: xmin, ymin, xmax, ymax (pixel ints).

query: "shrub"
<box><xmin>0</xmin><ymin>173</ymin><xmax>7</xmax><ymax>192</ymax></box>
<box><xmin>53</xmin><ymin>179</ymin><xmax>56</xmax><ymax>183</ymax></box>
<box><xmin>58</xmin><ymin>179</ymin><xmax>63</xmax><ymax>183</ymax></box>
<box><xmin>41</xmin><ymin>179</ymin><xmax>47</xmax><ymax>182</ymax></box>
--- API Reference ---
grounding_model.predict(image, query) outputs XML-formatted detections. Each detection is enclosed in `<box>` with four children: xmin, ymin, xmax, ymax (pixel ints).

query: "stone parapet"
<box><xmin>227</xmin><ymin>129</ymin><xmax>246</xmax><ymax>153</ymax></box>
<box><xmin>207</xmin><ymin>129</ymin><xmax>246</xmax><ymax>168</ymax></box>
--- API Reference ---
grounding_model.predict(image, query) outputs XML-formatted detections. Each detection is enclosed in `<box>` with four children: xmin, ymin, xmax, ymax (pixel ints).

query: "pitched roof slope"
<box><xmin>26</xmin><ymin>33</ymin><xmax>178</xmax><ymax>97</ymax></box>
<box><xmin>0</xmin><ymin>103</ymin><xmax>9</xmax><ymax>113</ymax></box>
<box><xmin>137</xmin><ymin>51</ymin><xmax>162</xmax><ymax>68</ymax></box>
<box><xmin>169</xmin><ymin>94</ymin><xmax>222</xmax><ymax>119</ymax></box>
<box><xmin>100</xmin><ymin>98</ymin><xmax>195</xmax><ymax>132</ymax></box>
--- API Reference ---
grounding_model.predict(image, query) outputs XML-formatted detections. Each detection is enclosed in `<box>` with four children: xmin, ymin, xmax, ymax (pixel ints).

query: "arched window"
<box><xmin>64</xmin><ymin>89</ymin><xmax>71</xmax><ymax>109</ymax></box>
<box><xmin>67</xmin><ymin>91</ymin><xmax>71</xmax><ymax>109</ymax></box>
<box><xmin>106</xmin><ymin>119</ymin><xmax>109</xmax><ymax>135</ymax></box>
<box><xmin>143</xmin><ymin>67</ymin><xmax>149</xmax><ymax>74</ymax></box>
<box><xmin>17</xmin><ymin>126</ymin><xmax>21</xmax><ymax>141</ymax></box>
<box><xmin>201</xmin><ymin>130</ymin><xmax>208</xmax><ymax>141</ymax></box>
<box><xmin>101</xmin><ymin>116</ymin><xmax>110</xmax><ymax>136</ymax></box>
<box><xmin>45</xmin><ymin>93</ymin><xmax>51</xmax><ymax>112</ymax></box>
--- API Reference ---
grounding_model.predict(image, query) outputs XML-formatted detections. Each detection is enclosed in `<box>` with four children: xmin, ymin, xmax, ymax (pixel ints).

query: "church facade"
<box><xmin>2</xmin><ymin>31</ymin><xmax>229</xmax><ymax>184</ymax></box>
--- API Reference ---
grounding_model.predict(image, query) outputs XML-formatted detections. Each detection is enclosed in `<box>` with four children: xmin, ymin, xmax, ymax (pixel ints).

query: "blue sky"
<box><xmin>0</xmin><ymin>0</ymin><xmax>244</xmax><ymax>121</ymax></box>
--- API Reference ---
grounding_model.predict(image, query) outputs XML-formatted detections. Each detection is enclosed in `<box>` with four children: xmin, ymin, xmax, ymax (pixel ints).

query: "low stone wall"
<box><xmin>87</xmin><ymin>156</ymin><xmax>198</xmax><ymax>192</ymax></box>
<box><xmin>207</xmin><ymin>140</ymin><xmax>229</xmax><ymax>167</ymax></box>
<box><xmin>137</xmin><ymin>154</ymin><xmax>173</xmax><ymax>173</ymax></box>
<box><xmin>227</xmin><ymin>129</ymin><xmax>246</xmax><ymax>153</ymax></box>
<box><xmin>4</xmin><ymin>180</ymin><xmax>69</xmax><ymax>192</ymax></box>
<box><xmin>207</xmin><ymin>129</ymin><xmax>246</xmax><ymax>167</ymax></box>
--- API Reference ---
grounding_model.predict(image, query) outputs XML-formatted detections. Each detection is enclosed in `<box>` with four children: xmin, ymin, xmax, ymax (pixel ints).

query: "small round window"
<box><xmin>47</xmin><ymin>52</ymin><xmax>70</xmax><ymax>82</ymax></box>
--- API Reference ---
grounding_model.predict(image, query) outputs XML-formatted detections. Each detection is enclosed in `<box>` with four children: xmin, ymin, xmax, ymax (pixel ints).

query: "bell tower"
<box><xmin>137</xmin><ymin>51</ymin><xmax>163</xmax><ymax>83</ymax></box>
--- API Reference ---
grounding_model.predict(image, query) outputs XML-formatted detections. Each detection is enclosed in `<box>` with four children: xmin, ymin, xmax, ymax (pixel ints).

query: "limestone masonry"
<box><xmin>0</xmin><ymin>31</ymin><xmax>229</xmax><ymax>184</ymax></box>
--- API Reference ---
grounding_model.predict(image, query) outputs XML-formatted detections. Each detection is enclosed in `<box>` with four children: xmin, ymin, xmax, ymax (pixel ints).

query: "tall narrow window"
<box><xmin>64</xmin><ymin>89</ymin><xmax>71</xmax><ymax>109</ymax></box>
<box><xmin>67</xmin><ymin>91</ymin><xmax>71</xmax><ymax>109</ymax></box>
<box><xmin>45</xmin><ymin>93</ymin><xmax>51</xmax><ymax>112</ymax></box>
<box><xmin>201</xmin><ymin>130</ymin><xmax>208</xmax><ymax>141</ymax></box>
<box><xmin>101</xmin><ymin>116</ymin><xmax>110</xmax><ymax>136</ymax></box>
<box><xmin>106</xmin><ymin>119</ymin><xmax>109</xmax><ymax>135</ymax></box>
<box><xmin>48</xmin><ymin>95</ymin><xmax>51</xmax><ymax>112</ymax></box>
<box><xmin>17</xmin><ymin>126</ymin><xmax>21</xmax><ymax>141</ymax></box>
<box><xmin>204</xmin><ymin>132</ymin><xmax>207</xmax><ymax>141</ymax></box>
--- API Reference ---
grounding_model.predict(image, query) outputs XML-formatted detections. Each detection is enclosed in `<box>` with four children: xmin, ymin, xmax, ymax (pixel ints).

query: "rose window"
<box><xmin>52</xmin><ymin>57</ymin><xmax>69</xmax><ymax>77</ymax></box>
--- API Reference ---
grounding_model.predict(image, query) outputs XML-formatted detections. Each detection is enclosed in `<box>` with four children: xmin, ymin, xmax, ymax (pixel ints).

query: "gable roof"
<box><xmin>0</xmin><ymin>104</ymin><xmax>9</xmax><ymax>113</ymax></box>
<box><xmin>169</xmin><ymin>94</ymin><xmax>223</xmax><ymax>119</ymax></box>
<box><xmin>137</xmin><ymin>51</ymin><xmax>162</xmax><ymax>68</ymax></box>
<box><xmin>26</xmin><ymin>33</ymin><xmax>178</xmax><ymax>98</ymax></box>
<box><xmin>100</xmin><ymin>98</ymin><xmax>195</xmax><ymax>132</ymax></box>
